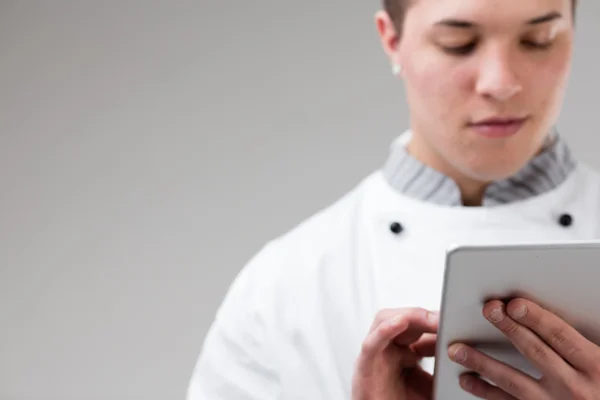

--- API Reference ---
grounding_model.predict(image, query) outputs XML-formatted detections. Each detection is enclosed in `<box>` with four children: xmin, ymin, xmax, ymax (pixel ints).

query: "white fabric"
<box><xmin>187</xmin><ymin>139</ymin><xmax>600</xmax><ymax>400</ymax></box>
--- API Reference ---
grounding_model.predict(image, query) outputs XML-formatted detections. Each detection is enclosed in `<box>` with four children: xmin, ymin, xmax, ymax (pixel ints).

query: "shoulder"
<box><xmin>212</xmin><ymin>171</ymin><xmax>380</xmax><ymax>334</ymax></box>
<box><xmin>250</xmin><ymin>172</ymin><xmax>377</xmax><ymax>282</ymax></box>
<box><xmin>224</xmin><ymin>169</ymin><xmax>393</xmax><ymax>317</ymax></box>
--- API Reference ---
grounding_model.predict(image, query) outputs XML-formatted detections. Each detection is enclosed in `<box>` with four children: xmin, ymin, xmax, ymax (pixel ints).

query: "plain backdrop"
<box><xmin>1</xmin><ymin>1</ymin><xmax>598</xmax><ymax>399</ymax></box>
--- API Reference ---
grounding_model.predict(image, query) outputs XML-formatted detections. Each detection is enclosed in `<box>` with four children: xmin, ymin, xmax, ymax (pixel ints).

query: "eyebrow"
<box><xmin>434</xmin><ymin>11</ymin><xmax>563</xmax><ymax>29</ymax></box>
<box><xmin>527</xmin><ymin>11</ymin><xmax>562</xmax><ymax>25</ymax></box>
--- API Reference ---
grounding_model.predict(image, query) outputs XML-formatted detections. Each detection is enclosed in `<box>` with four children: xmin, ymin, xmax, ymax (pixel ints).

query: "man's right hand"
<box><xmin>351</xmin><ymin>308</ymin><xmax>440</xmax><ymax>400</ymax></box>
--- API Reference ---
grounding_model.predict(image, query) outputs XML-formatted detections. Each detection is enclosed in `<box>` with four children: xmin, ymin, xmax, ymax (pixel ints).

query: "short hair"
<box><xmin>382</xmin><ymin>0</ymin><xmax>413</xmax><ymax>37</ymax></box>
<box><xmin>383</xmin><ymin>0</ymin><xmax>577</xmax><ymax>37</ymax></box>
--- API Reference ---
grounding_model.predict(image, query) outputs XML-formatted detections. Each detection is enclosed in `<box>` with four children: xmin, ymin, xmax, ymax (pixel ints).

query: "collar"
<box><xmin>382</xmin><ymin>129</ymin><xmax>577</xmax><ymax>207</ymax></box>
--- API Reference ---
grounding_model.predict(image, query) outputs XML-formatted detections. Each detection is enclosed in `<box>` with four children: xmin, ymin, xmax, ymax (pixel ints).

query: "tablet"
<box><xmin>432</xmin><ymin>240</ymin><xmax>600</xmax><ymax>400</ymax></box>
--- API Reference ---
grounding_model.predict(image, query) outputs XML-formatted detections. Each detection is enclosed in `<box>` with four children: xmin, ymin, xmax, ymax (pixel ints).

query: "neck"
<box><xmin>406</xmin><ymin>136</ymin><xmax>491</xmax><ymax>206</ymax></box>
<box><xmin>406</xmin><ymin>131</ymin><xmax>555</xmax><ymax>206</ymax></box>
<box><xmin>382</xmin><ymin>127</ymin><xmax>574</xmax><ymax>208</ymax></box>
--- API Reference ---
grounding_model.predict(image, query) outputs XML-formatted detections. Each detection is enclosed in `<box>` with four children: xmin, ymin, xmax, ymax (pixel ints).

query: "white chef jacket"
<box><xmin>187</xmin><ymin>131</ymin><xmax>600</xmax><ymax>399</ymax></box>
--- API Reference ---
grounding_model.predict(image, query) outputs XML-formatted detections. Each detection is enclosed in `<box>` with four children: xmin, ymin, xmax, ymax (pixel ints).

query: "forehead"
<box><xmin>406</xmin><ymin>0</ymin><xmax>571</xmax><ymax>26</ymax></box>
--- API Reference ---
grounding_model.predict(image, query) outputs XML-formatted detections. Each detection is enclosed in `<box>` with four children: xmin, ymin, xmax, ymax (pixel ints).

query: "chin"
<box><xmin>462</xmin><ymin>134</ymin><xmax>544</xmax><ymax>180</ymax></box>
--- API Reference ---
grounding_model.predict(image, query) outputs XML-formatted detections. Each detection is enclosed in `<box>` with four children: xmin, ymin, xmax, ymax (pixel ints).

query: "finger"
<box><xmin>448</xmin><ymin>343</ymin><xmax>543</xmax><ymax>399</ymax></box>
<box><xmin>368</xmin><ymin>308</ymin><xmax>436</xmax><ymax>331</ymax></box>
<box><xmin>483</xmin><ymin>300</ymin><xmax>575</xmax><ymax>380</ymax></box>
<box><xmin>459</xmin><ymin>373</ymin><xmax>519</xmax><ymax>400</ymax></box>
<box><xmin>392</xmin><ymin>310</ymin><xmax>439</xmax><ymax>346</ymax></box>
<box><xmin>405</xmin><ymin>367</ymin><xmax>434</xmax><ymax>398</ymax></box>
<box><xmin>368</xmin><ymin>308</ymin><xmax>398</xmax><ymax>332</ymax></box>
<box><xmin>369</xmin><ymin>308</ymin><xmax>437</xmax><ymax>334</ymax></box>
<box><xmin>356</xmin><ymin>341</ymin><xmax>421</xmax><ymax>377</ymax></box>
<box><xmin>411</xmin><ymin>333</ymin><xmax>437</xmax><ymax>357</ymax></box>
<box><xmin>396</xmin><ymin>346</ymin><xmax>423</xmax><ymax>368</ymax></box>
<box><xmin>506</xmin><ymin>298</ymin><xmax>597</xmax><ymax>372</ymax></box>
<box><xmin>361</xmin><ymin>308</ymin><xmax>436</xmax><ymax>361</ymax></box>
<box><xmin>361</xmin><ymin>312</ymin><xmax>410</xmax><ymax>360</ymax></box>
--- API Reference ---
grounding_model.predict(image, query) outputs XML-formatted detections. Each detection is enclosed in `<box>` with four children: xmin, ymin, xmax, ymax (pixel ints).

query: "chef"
<box><xmin>188</xmin><ymin>0</ymin><xmax>600</xmax><ymax>398</ymax></box>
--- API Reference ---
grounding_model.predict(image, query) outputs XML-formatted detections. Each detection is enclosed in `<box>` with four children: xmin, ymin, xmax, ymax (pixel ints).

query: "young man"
<box><xmin>189</xmin><ymin>0</ymin><xmax>600</xmax><ymax>398</ymax></box>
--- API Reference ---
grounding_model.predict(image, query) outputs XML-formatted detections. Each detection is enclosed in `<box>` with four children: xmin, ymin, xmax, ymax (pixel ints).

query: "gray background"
<box><xmin>1</xmin><ymin>1</ymin><xmax>597</xmax><ymax>399</ymax></box>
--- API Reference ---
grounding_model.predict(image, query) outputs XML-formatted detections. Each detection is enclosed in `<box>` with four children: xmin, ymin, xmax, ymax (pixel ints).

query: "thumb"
<box><xmin>411</xmin><ymin>333</ymin><xmax>437</xmax><ymax>357</ymax></box>
<box><xmin>393</xmin><ymin>310</ymin><xmax>439</xmax><ymax>346</ymax></box>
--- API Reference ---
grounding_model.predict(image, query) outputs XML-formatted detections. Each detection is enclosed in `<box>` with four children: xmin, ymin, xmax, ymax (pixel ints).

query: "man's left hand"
<box><xmin>447</xmin><ymin>298</ymin><xmax>600</xmax><ymax>399</ymax></box>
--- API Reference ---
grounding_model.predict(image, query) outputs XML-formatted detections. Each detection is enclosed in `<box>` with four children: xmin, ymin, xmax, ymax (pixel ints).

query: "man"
<box><xmin>188</xmin><ymin>0</ymin><xmax>600</xmax><ymax>398</ymax></box>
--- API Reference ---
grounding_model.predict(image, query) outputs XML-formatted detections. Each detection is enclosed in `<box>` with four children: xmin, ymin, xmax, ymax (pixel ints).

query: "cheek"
<box><xmin>406</xmin><ymin>57</ymin><xmax>472</xmax><ymax>119</ymax></box>
<box><xmin>527</xmin><ymin>54</ymin><xmax>571</xmax><ymax>113</ymax></box>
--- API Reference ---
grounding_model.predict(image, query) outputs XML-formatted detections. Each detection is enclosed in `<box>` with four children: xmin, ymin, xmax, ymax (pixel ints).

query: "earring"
<box><xmin>392</xmin><ymin>64</ymin><xmax>402</xmax><ymax>75</ymax></box>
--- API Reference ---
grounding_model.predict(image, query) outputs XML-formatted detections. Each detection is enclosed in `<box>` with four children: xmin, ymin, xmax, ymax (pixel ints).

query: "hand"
<box><xmin>352</xmin><ymin>308</ymin><xmax>439</xmax><ymax>400</ymax></box>
<box><xmin>447</xmin><ymin>298</ymin><xmax>600</xmax><ymax>399</ymax></box>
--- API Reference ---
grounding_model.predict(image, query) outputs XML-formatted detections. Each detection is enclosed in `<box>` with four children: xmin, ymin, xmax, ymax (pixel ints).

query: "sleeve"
<box><xmin>186</xmin><ymin>243</ymin><xmax>282</xmax><ymax>400</ymax></box>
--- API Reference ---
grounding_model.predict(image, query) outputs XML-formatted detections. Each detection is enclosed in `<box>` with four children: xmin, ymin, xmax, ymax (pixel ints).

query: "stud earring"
<box><xmin>392</xmin><ymin>64</ymin><xmax>402</xmax><ymax>75</ymax></box>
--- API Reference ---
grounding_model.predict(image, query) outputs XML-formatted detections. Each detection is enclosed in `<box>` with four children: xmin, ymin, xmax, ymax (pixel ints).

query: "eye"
<box><xmin>441</xmin><ymin>42</ymin><xmax>478</xmax><ymax>56</ymax></box>
<box><xmin>522</xmin><ymin>40</ymin><xmax>553</xmax><ymax>50</ymax></box>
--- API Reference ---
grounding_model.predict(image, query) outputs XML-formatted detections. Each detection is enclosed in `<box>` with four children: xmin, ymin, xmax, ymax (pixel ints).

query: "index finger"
<box><xmin>393</xmin><ymin>311</ymin><xmax>439</xmax><ymax>346</ymax></box>
<box><xmin>362</xmin><ymin>308</ymin><xmax>439</xmax><ymax>358</ymax></box>
<box><xmin>506</xmin><ymin>298</ymin><xmax>597</xmax><ymax>372</ymax></box>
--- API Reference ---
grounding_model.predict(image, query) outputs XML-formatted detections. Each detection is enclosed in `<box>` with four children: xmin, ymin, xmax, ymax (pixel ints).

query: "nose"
<box><xmin>475</xmin><ymin>50</ymin><xmax>523</xmax><ymax>102</ymax></box>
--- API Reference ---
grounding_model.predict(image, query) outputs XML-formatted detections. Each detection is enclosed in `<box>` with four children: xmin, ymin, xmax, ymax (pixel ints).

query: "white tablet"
<box><xmin>432</xmin><ymin>240</ymin><xmax>600</xmax><ymax>400</ymax></box>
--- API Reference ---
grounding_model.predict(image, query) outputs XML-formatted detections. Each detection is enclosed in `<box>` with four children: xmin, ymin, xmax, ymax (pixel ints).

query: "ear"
<box><xmin>374</xmin><ymin>10</ymin><xmax>402</xmax><ymax>74</ymax></box>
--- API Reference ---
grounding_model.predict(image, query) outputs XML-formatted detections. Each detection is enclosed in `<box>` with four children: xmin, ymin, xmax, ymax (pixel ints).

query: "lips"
<box><xmin>471</xmin><ymin>116</ymin><xmax>528</xmax><ymax>125</ymax></box>
<box><xmin>468</xmin><ymin>117</ymin><xmax>529</xmax><ymax>138</ymax></box>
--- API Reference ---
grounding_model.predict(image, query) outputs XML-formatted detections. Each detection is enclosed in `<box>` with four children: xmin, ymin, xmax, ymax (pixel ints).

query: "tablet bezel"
<box><xmin>432</xmin><ymin>240</ymin><xmax>600</xmax><ymax>399</ymax></box>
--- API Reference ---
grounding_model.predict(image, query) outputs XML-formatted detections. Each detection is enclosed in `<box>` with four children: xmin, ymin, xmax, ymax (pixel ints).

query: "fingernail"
<box><xmin>510</xmin><ymin>305</ymin><xmax>528</xmax><ymax>319</ymax></box>
<box><xmin>459</xmin><ymin>375</ymin><xmax>474</xmax><ymax>391</ymax></box>
<box><xmin>488</xmin><ymin>307</ymin><xmax>505</xmax><ymax>323</ymax></box>
<box><xmin>427</xmin><ymin>311</ymin><xmax>439</xmax><ymax>323</ymax></box>
<box><xmin>450</xmin><ymin>345</ymin><xmax>468</xmax><ymax>363</ymax></box>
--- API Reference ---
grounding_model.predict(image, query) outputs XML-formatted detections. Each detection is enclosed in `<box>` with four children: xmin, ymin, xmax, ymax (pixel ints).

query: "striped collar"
<box><xmin>382</xmin><ymin>129</ymin><xmax>577</xmax><ymax>207</ymax></box>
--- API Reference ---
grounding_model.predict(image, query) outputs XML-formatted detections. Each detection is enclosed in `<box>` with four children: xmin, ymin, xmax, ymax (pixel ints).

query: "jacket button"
<box><xmin>390</xmin><ymin>222</ymin><xmax>403</xmax><ymax>234</ymax></box>
<box><xmin>558</xmin><ymin>213</ymin><xmax>573</xmax><ymax>227</ymax></box>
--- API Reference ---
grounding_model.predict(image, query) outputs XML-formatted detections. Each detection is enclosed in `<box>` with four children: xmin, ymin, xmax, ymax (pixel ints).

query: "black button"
<box><xmin>390</xmin><ymin>222</ymin><xmax>403</xmax><ymax>234</ymax></box>
<box><xmin>558</xmin><ymin>213</ymin><xmax>573</xmax><ymax>227</ymax></box>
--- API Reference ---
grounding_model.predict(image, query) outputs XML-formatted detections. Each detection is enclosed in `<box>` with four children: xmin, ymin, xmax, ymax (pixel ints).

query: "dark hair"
<box><xmin>383</xmin><ymin>0</ymin><xmax>577</xmax><ymax>37</ymax></box>
<box><xmin>382</xmin><ymin>0</ymin><xmax>412</xmax><ymax>36</ymax></box>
